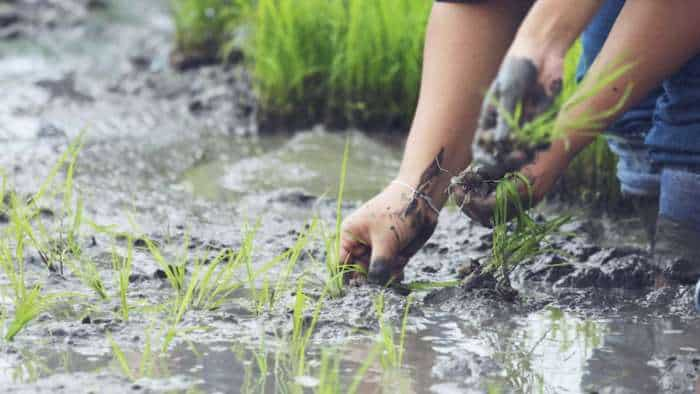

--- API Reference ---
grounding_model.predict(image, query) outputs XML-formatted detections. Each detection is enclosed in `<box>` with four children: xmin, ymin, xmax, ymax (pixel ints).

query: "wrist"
<box><xmin>390</xmin><ymin>174</ymin><xmax>450</xmax><ymax>213</ymax></box>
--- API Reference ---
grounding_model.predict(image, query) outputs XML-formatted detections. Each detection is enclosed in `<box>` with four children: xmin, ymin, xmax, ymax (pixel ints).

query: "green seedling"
<box><xmin>373</xmin><ymin>292</ymin><xmax>412</xmax><ymax>371</ymax></box>
<box><xmin>4</xmin><ymin>286</ymin><xmax>64</xmax><ymax>341</ymax></box>
<box><xmin>171</xmin><ymin>0</ymin><xmax>252</xmax><ymax>59</ymax></box>
<box><xmin>108</xmin><ymin>328</ymin><xmax>162</xmax><ymax>382</ymax></box>
<box><xmin>111</xmin><ymin>238</ymin><xmax>134</xmax><ymax>321</ymax></box>
<box><xmin>271</xmin><ymin>219</ymin><xmax>316</xmax><ymax>311</ymax></box>
<box><xmin>482</xmin><ymin>174</ymin><xmax>569</xmax><ymax>295</ymax></box>
<box><xmin>252</xmin><ymin>0</ymin><xmax>430</xmax><ymax>126</ymax></box>
<box><xmin>290</xmin><ymin>278</ymin><xmax>328</xmax><ymax>379</ymax></box>
<box><xmin>190</xmin><ymin>248</ymin><xmax>244</xmax><ymax>311</ymax></box>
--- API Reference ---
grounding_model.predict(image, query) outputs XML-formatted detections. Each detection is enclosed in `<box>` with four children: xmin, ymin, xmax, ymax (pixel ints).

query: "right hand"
<box><xmin>340</xmin><ymin>181</ymin><xmax>440</xmax><ymax>286</ymax></box>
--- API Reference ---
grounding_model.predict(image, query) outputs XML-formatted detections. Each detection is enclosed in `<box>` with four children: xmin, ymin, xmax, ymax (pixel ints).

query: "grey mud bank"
<box><xmin>1</xmin><ymin>1</ymin><xmax>699</xmax><ymax>393</ymax></box>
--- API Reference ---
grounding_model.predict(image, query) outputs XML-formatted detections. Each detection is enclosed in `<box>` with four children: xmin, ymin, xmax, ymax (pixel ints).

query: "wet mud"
<box><xmin>1</xmin><ymin>1</ymin><xmax>700</xmax><ymax>393</ymax></box>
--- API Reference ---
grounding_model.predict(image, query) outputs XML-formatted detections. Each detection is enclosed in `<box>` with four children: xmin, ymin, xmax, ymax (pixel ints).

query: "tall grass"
<box><xmin>171</xmin><ymin>0</ymin><xmax>253</xmax><ymax>60</ymax></box>
<box><xmin>252</xmin><ymin>0</ymin><xmax>430</xmax><ymax>127</ymax></box>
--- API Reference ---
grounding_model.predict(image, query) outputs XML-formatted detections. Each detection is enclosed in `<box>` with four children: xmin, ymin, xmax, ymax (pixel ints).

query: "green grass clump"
<box><xmin>252</xmin><ymin>0</ymin><xmax>430</xmax><ymax>127</ymax></box>
<box><xmin>484</xmin><ymin>174</ymin><xmax>569</xmax><ymax>294</ymax></box>
<box><xmin>111</xmin><ymin>238</ymin><xmax>133</xmax><ymax>321</ymax></box>
<box><xmin>108</xmin><ymin>329</ymin><xmax>164</xmax><ymax>382</ymax></box>
<box><xmin>171</xmin><ymin>0</ymin><xmax>252</xmax><ymax>60</ymax></box>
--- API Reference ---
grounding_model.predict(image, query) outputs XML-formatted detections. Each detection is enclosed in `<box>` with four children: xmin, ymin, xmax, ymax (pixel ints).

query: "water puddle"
<box><xmin>178</xmin><ymin>129</ymin><xmax>402</xmax><ymax>202</ymax></box>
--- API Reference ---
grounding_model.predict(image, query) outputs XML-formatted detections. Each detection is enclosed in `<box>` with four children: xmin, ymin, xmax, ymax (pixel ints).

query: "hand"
<box><xmin>340</xmin><ymin>181</ymin><xmax>440</xmax><ymax>286</ymax></box>
<box><xmin>479</xmin><ymin>54</ymin><xmax>564</xmax><ymax>143</ymax></box>
<box><xmin>450</xmin><ymin>141</ymin><xmax>570</xmax><ymax>226</ymax></box>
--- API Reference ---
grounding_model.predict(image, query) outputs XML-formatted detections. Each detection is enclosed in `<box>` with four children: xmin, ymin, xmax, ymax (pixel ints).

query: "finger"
<box><xmin>478</xmin><ymin>82</ymin><xmax>499</xmax><ymax>131</ymax></box>
<box><xmin>367</xmin><ymin>231</ymin><xmax>401</xmax><ymax>286</ymax></box>
<box><xmin>340</xmin><ymin>230</ymin><xmax>370</xmax><ymax>279</ymax></box>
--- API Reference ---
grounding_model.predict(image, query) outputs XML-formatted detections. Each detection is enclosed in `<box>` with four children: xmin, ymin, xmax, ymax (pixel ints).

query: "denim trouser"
<box><xmin>577</xmin><ymin>0</ymin><xmax>700</xmax><ymax>197</ymax></box>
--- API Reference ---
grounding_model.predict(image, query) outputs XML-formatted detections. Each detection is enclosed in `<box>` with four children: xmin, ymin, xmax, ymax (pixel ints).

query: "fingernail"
<box><xmin>368</xmin><ymin>258</ymin><xmax>393</xmax><ymax>285</ymax></box>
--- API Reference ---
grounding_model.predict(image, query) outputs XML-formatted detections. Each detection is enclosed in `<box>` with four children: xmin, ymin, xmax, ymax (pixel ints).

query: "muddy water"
<box><xmin>1</xmin><ymin>1</ymin><xmax>700</xmax><ymax>393</ymax></box>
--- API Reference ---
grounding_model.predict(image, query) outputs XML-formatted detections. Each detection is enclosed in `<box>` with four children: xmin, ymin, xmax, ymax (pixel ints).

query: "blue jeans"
<box><xmin>577</xmin><ymin>0</ymin><xmax>700</xmax><ymax>202</ymax></box>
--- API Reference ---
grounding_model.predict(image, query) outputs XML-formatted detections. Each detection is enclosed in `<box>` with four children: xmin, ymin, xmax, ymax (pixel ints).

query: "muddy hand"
<box><xmin>450</xmin><ymin>142</ymin><xmax>567</xmax><ymax>226</ymax></box>
<box><xmin>479</xmin><ymin>56</ymin><xmax>562</xmax><ymax>142</ymax></box>
<box><xmin>340</xmin><ymin>180</ymin><xmax>441</xmax><ymax>286</ymax></box>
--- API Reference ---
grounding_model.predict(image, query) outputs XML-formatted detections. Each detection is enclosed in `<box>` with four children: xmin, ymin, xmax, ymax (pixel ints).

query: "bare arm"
<box><xmin>480</xmin><ymin>0</ymin><xmax>604</xmax><ymax>139</ymax></box>
<box><xmin>340</xmin><ymin>1</ymin><xmax>532</xmax><ymax>284</ymax></box>
<box><xmin>463</xmin><ymin>0</ymin><xmax>700</xmax><ymax>222</ymax></box>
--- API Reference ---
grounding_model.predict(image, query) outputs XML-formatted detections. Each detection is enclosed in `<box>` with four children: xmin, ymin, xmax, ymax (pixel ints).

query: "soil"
<box><xmin>1</xmin><ymin>1</ymin><xmax>699</xmax><ymax>393</ymax></box>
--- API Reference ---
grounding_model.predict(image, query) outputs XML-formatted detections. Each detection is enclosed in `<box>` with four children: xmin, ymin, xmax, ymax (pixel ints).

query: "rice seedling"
<box><xmin>472</xmin><ymin>174</ymin><xmax>569</xmax><ymax>298</ymax></box>
<box><xmin>0</xmin><ymin>200</ymin><xmax>79</xmax><ymax>340</ymax></box>
<box><xmin>491</xmin><ymin>43</ymin><xmax>626</xmax><ymax>206</ymax></box>
<box><xmin>4</xmin><ymin>285</ymin><xmax>64</xmax><ymax>341</ymax></box>
<box><xmin>111</xmin><ymin>238</ymin><xmax>133</xmax><ymax>321</ymax></box>
<box><xmin>373</xmin><ymin>292</ymin><xmax>412</xmax><ymax>371</ymax></box>
<box><xmin>251</xmin><ymin>0</ymin><xmax>429</xmax><ymax>127</ymax></box>
<box><xmin>271</xmin><ymin>219</ymin><xmax>316</xmax><ymax>309</ymax></box>
<box><xmin>171</xmin><ymin>0</ymin><xmax>252</xmax><ymax>61</ymax></box>
<box><xmin>190</xmin><ymin>247</ymin><xmax>244</xmax><ymax>311</ymax></box>
<box><xmin>108</xmin><ymin>328</ymin><xmax>161</xmax><ymax>382</ymax></box>
<box><xmin>313</xmin><ymin>139</ymin><xmax>356</xmax><ymax>298</ymax></box>
<box><xmin>144</xmin><ymin>235</ymin><xmax>189</xmax><ymax>295</ymax></box>
<box><xmin>290</xmin><ymin>278</ymin><xmax>322</xmax><ymax>377</ymax></box>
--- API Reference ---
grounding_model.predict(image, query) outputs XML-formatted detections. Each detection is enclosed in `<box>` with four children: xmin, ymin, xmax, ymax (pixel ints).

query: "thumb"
<box><xmin>367</xmin><ymin>230</ymin><xmax>402</xmax><ymax>285</ymax></box>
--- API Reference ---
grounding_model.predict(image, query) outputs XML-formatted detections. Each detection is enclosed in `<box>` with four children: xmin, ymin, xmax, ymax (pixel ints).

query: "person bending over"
<box><xmin>339</xmin><ymin>0</ymin><xmax>700</xmax><ymax>305</ymax></box>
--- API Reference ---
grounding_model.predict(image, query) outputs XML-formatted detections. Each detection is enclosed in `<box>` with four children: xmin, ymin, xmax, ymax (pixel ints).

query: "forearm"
<box><xmin>512</xmin><ymin>0</ymin><xmax>603</xmax><ymax>58</ymax></box>
<box><xmin>397</xmin><ymin>1</ymin><xmax>531</xmax><ymax>207</ymax></box>
<box><xmin>555</xmin><ymin>0</ymin><xmax>700</xmax><ymax>163</ymax></box>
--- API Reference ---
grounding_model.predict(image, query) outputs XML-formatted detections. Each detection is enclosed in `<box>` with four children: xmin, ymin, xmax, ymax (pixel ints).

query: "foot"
<box><xmin>653</xmin><ymin>167</ymin><xmax>700</xmax><ymax>285</ymax></box>
<box><xmin>652</xmin><ymin>216</ymin><xmax>700</xmax><ymax>284</ymax></box>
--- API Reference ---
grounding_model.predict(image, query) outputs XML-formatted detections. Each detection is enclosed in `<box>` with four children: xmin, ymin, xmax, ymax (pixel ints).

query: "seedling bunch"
<box><xmin>486</xmin><ymin>174</ymin><xmax>570</xmax><ymax>294</ymax></box>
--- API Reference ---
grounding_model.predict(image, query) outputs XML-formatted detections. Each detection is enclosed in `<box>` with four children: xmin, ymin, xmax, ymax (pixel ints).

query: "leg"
<box><xmin>564</xmin><ymin>1</ymin><xmax>700</xmax><ymax>283</ymax></box>
<box><xmin>648</xmin><ymin>53</ymin><xmax>700</xmax><ymax>283</ymax></box>
<box><xmin>577</xmin><ymin>0</ymin><xmax>663</xmax><ymax>247</ymax></box>
<box><xmin>340</xmin><ymin>0</ymin><xmax>532</xmax><ymax>284</ymax></box>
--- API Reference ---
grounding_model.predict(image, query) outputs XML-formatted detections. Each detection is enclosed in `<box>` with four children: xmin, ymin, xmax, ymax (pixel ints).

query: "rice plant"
<box><xmin>316</xmin><ymin>139</ymin><xmax>355</xmax><ymax>298</ymax></box>
<box><xmin>108</xmin><ymin>328</ymin><xmax>163</xmax><ymax>382</ymax></box>
<box><xmin>4</xmin><ymin>286</ymin><xmax>59</xmax><ymax>341</ymax></box>
<box><xmin>373</xmin><ymin>292</ymin><xmax>412</xmax><ymax>371</ymax></box>
<box><xmin>190</xmin><ymin>247</ymin><xmax>243</xmax><ymax>311</ymax></box>
<box><xmin>493</xmin><ymin>42</ymin><xmax>626</xmax><ymax>206</ymax></box>
<box><xmin>171</xmin><ymin>0</ymin><xmax>252</xmax><ymax>61</ymax></box>
<box><xmin>111</xmin><ymin>238</ymin><xmax>134</xmax><ymax>321</ymax></box>
<box><xmin>481</xmin><ymin>174</ymin><xmax>569</xmax><ymax>296</ymax></box>
<box><xmin>251</xmin><ymin>0</ymin><xmax>430</xmax><ymax>127</ymax></box>
<box><xmin>271</xmin><ymin>220</ymin><xmax>316</xmax><ymax>309</ymax></box>
<box><xmin>0</xmin><ymin>199</ymin><xmax>75</xmax><ymax>341</ymax></box>
<box><xmin>290</xmin><ymin>278</ymin><xmax>324</xmax><ymax>377</ymax></box>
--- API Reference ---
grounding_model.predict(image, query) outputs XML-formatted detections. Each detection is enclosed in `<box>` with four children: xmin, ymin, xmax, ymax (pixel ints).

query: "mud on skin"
<box><xmin>2</xmin><ymin>2</ymin><xmax>700</xmax><ymax>393</ymax></box>
<box><xmin>368</xmin><ymin>149</ymin><xmax>444</xmax><ymax>285</ymax></box>
<box><xmin>450</xmin><ymin>56</ymin><xmax>563</xmax><ymax>222</ymax></box>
